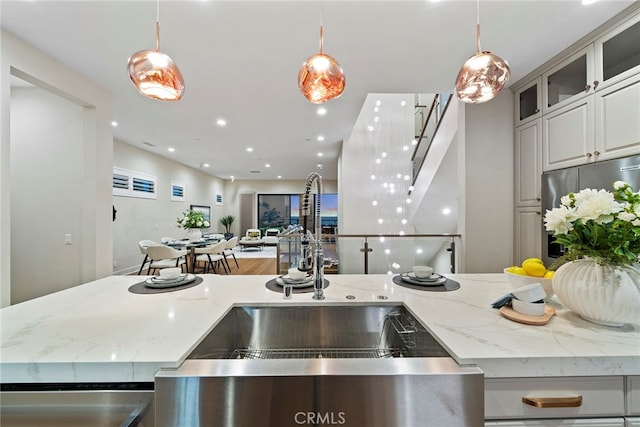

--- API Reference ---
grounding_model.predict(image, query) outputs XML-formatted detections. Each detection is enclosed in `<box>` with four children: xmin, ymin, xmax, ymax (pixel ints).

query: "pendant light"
<box><xmin>298</xmin><ymin>6</ymin><xmax>345</xmax><ymax>104</ymax></box>
<box><xmin>455</xmin><ymin>0</ymin><xmax>510</xmax><ymax>104</ymax></box>
<box><xmin>127</xmin><ymin>0</ymin><xmax>184</xmax><ymax>101</ymax></box>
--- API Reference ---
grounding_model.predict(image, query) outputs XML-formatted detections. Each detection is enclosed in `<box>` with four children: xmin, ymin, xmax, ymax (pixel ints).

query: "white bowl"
<box><xmin>288</xmin><ymin>268</ymin><xmax>306</xmax><ymax>280</ymax></box>
<box><xmin>511</xmin><ymin>283</ymin><xmax>547</xmax><ymax>303</ymax></box>
<box><xmin>512</xmin><ymin>299</ymin><xmax>546</xmax><ymax>316</ymax></box>
<box><xmin>160</xmin><ymin>267</ymin><xmax>181</xmax><ymax>280</ymax></box>
<box><xmin>413</xmin><ymin>266</ymin><xmax>433</xmax><ymax>278</ymax></box>
<box><xmin>503</xmin><ymin>269</ymin><xmax>554</xmax><ymax>301</ymax></box>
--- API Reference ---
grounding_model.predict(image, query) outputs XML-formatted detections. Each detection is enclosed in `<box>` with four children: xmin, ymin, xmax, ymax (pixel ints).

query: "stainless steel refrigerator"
<box><xmin>541</xmin><ymin>155</ymin><xmax>640</xmax><ymax>266</ymax></box>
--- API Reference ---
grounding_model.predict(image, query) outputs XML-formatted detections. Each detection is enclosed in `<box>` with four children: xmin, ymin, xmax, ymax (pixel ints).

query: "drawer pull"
<box><xmin>522</xmin><ymin>395</ymin><xmax>582</xmax><ymax>408</ymax></box>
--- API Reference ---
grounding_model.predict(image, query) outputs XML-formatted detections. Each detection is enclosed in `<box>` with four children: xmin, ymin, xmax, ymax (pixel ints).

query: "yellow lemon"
<box><xmin>543</xmin><ymin>271</ymin><xmax>555</xmax><ymax>279</ymax></box>
<box><xmin>507</xmin><ymin>266</ymin><xmax>527</xmax><ymax>276</ymax></box>
<box><xmin>522</xmin><ymin>257</ymin><xmax>544</xmax><ymax>266</ymax></box>
<box><xmin>522</xmin><ymin>260</ymin><xmax>547</xmax><ymax>277</ymax></box>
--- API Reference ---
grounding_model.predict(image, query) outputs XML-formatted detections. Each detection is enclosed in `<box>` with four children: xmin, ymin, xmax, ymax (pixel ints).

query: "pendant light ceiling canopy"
<box><xmin>455</xmin><ymin>0</ymin><xmax>510</xmax><ymax>104</ymax></box>
<box><xmin>298</xmin><ymin>23</ymin><xmax>345</xmax><ymax>104</ymax></box>
<box><xmin>127</xmin><ymin>0</ymin><xmax>184</xmax><ymax>101</ymax></box>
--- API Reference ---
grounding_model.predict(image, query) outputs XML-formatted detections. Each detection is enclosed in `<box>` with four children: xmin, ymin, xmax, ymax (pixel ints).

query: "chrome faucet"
<box><xmin>298</xmin><ymin>172</ymin><xmax>329</xmax><ymax>300</ymax></box>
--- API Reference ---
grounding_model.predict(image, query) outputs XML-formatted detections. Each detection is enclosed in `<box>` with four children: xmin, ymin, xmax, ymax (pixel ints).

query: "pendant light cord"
<box><xmin>319</xmin><ymin>0</ymin><xmax>324</xmax><ymax>54</ymax></box>
<box><xmin>476</xmin><ymin>0</ymin><xmax>482</xmax><ymax>52</ymax></box>
<box><xmin>155</xmin><ymin>0</ymin><xmax>161</xmax><ymax>51</ymax></box>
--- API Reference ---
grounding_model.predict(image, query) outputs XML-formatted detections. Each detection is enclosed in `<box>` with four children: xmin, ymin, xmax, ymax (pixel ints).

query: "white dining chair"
<box><xmin>146</xmin><ymin>245</ymin><xmax>188</xmax><ymax>275</ymax></box>
<box><xmin>222</xmin><ymin>236</ymin><xmax>239</xmax><ymax>270</ymax></box>
<box><xmin>194</xmin><ymin>240</ymin><xmax>228</xmax><ymax>274</ymax></box>
<box><xmin>137</xmin><ymin>240</ymin><xmax>158</xmax><ymax>275</ymax></box>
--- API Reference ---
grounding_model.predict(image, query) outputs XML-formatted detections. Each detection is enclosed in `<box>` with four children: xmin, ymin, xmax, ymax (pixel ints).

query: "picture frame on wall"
<box><xmin>215</xmin><ymin>193</ymin><xmax>223</xmax><ymax>205</ymax></box>
<box><xmin>190</xmin><ymin>205</ymin><xmax>211</xmax><ymax>223</ymax></box>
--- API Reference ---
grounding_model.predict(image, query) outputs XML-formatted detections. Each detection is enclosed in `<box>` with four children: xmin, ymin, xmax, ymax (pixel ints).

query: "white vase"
<box><xmin>187</xmin><ymin>229</ymin><xmax>202</xmax><ymax>242</ymax></box>
<box><xmin>552</xmin><ymin>259</ymin><xmax>640</xmax><ymax>327</ymax></box>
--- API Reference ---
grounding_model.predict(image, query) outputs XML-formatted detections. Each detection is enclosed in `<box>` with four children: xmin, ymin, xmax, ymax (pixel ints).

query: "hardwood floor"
<box><xmin>136</xmin><ymin>256</ymin><xmax>277</xmax><ymax>276</ymax></box>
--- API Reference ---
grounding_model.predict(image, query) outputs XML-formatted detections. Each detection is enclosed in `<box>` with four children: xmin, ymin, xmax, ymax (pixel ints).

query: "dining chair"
<box><xmin>194</xmin><ymin>240</ymin><xmax>228</xmax><ymax>274</ymax></box>
<box><xmin>137</xmin><ymin>240</ymin><xmax>158</xmax><ymax>275</ymax></box>
<box><xmin>222</xmin><ymin>236</ymin><xmax>239</xmax><ymax>270</ymax></box>
<box><xmin>146</xmin><ymin>245</ymin><xmax>188</xmax><ymax>275</ymax></box>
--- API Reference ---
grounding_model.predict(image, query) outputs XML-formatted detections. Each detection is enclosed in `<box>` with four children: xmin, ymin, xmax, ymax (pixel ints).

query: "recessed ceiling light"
<box><xmin>375</xmin><ymin>100</ymin><xmax>382</xmax><ymax>107</ymax></box>
<box><xmin>317</xmin><ymin>107</ymin><xmax>327</xmax><ymax>116</ymax></box>
<box><xmin>401</xmin><ymin>100</ymin><xmax>407</xmax><ymax>106</ymax></box>
<box><xmin>373</xmin><ymin>116</ymin><xmax>379</xmax><ymax>122</ymax></box>
<box><xmin>277</xmin><ymin>175</ymin><xmax>282</xmax><ymax>179</ymax></box>
<box><xmin>216</xmin><ymin>118</ymin><xmax>227</xmax><ymax>126</ymax></box>
<box><xmin>411</xmin><ymin>139</ymin><xmax>418</xmax><ymax>145</ymax></box>
<box><xmin>372</xmin><ymin>200</ymin><xmax>378</xmax><ymax>206</ymax></box>
<box><xmin>406</xmin><ymin>198</ymin><xmax>412</xmax><ymax>204</ymax></box>
<box><xmin>370</xmin><ymin>174</ymin><xmax>376</xmax><ymax>180</ymax></box>
<box><xmin>246</xmin><ymin>147</ymin><xmax>253</xmax><ymax>152</ymax></box>
<box><xmin>265</xmin><ymin>163</ymin><xmax>271</xmax><ymax>168</ymax></box>
<box><xmin>367</xmin><ymin>125</ymin><xmax>375</xmax><ymax>132</ymax></box>
<box><xmin>442</xmin><ymin>207</ymin><xmax>452</xmax><ymax>215</ymax></box>
<box><xmin>317</xmin><ymin>163</ymin><xmax>323</xmax><ymax>169</ymax></box>
<box><xmin>317</xmin><ymin>152</ymin><xmax>323</xmax><ymax>157</ymax></box>
<box><xmin>373</xmin><ymin>107</ymin><xmax>380</xmax><ymax>113</ymax></box>
<box><xmin>230</xmin><ymin>175</ymin><xmax>235</xmax><ymax>182</ymax></box>
<box><xmin>111</xmin><ymin>121</ymin><xmax>118</xmax><ymax>127</ymax></box>
<box><xmin>202</xmin><ymin>163</ymin><xmax>210</xmax><ymax>168</ymax></box>
<box><xmin>168</xmin><ymin>147</ymin><xmax>175</xmax><ymax>152</ymax></box>
<box><xmin>317</xmin><ymin>135</ymin><xmax>325</xmax><ymax>142</ymax></box>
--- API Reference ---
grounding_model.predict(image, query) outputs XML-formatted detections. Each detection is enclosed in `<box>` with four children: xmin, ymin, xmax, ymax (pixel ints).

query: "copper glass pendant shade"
<box><xmin>127</xmin><ymin>1</ymin><xmax>184</xmax><ymax>101</ymax></box>
<box><xmin>455</xmin><ymin>1</ymin><xmax>510</xmax><ymax>104</ymax></box>
<box><xmin>298</xmin><ymin>25</ymin><xmax>345</xmax><ymax>104</ymax></box>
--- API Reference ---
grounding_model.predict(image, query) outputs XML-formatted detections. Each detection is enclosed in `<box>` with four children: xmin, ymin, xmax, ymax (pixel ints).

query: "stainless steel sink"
<box><xmin>155</xmin><ymin>304</ymin><xmax>483</xmax><ymax>426</ymax></box>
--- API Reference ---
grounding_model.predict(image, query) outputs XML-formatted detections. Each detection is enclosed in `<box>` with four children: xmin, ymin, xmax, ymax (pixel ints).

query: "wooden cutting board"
<box><xmin>499</xmin><ymin>305</ymin><xmax>555</xmax><ymax>325</ymax></box>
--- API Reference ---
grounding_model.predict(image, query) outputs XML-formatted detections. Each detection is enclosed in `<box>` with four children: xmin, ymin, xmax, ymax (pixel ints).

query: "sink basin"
<box><xmin>155</xmin><ymin>303</ymin><xmax>483</xmax><ymax>426</ymax></box>
<box><xmin>187</xmin><ymin>304</ymin><xmax>450</xmax><ymax>359</ymax></box>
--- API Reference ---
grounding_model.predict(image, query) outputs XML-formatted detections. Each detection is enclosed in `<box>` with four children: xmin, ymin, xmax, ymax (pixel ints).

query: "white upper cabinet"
<box><xmin>515</xmin><ymin>78</ymin><xmax>542</xmax><ymax>126</ymax></box>
<box><xmin>543</xmin><ymin>46</ymin><xmax>595</xmax><ymax>115</ymax></box>
<box><xmin>515</xmin><ymin>119</ymin><xmax>542</xmax><ymax>205</ymax></box>
<box><xmin>594</xmin><ymin>13</ymin><xmax>640</xmax><ymax>92</ymax></box>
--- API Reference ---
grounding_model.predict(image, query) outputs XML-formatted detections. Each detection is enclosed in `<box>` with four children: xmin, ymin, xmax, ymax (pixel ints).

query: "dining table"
<box><xmin>165</xmin><ymin>237</ymin><xmax>220</xmax><ymax>273</ymax></box>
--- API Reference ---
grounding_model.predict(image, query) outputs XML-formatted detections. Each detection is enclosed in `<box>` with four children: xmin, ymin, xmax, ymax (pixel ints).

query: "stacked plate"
<box><xmin>145</xmin><ymin>273</ymin><xmax>196</xmax><ymax>289</ymax></box>
<box><xmin>399</xmin><ymin>272</ymin><xmax>446</xmax><ymax>286</ymax></box>
<box><xmin>275</xmin><ymin>274</ymin><xmax>314</xmax><ymax>288</ymax></box>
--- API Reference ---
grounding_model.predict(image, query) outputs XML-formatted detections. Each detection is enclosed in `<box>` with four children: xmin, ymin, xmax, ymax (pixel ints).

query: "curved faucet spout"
<box><xmin>299</xmin><ymin>172</ymin><xmax>326</xmax><ymax>300</ymax></box>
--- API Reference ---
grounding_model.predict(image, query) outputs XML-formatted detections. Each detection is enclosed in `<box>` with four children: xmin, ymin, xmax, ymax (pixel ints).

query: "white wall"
<box><xmin>10</xmin><ymin>87</ymin><xmax>86</xmax><ymax>303</ymax></box>
<box><xmin>460</xmin><ymin>90</ymin><xmax>514</xmax><ymax>273</ymax></box>
<box><xmin>1</xmin><ymin>30</ymin><xmax>113</xmax><ymax>306</ymax></box>
<box><xmin>112</xmin><ymin>140</ymin><xmax>227</xmax><ymax>274</ymax></box>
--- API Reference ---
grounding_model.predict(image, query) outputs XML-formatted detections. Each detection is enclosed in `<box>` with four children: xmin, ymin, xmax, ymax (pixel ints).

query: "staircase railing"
<box><xmin>411</xmin><ymin>94</ymin><xmax>452</xmax><ymax>186</ymax></box>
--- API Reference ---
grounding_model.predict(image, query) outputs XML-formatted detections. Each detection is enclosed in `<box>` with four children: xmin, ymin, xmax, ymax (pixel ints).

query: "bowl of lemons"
<box><xmin>504</xmin><ymin>258</ymin><xmax>554</xmax><ymax>301</ymax></box>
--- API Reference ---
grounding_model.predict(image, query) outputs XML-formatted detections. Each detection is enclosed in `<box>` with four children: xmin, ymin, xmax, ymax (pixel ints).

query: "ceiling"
<box><xmin>2</xmin><ymin>0</ymin><xmax>636</xmax><ymax>181</ymax></box>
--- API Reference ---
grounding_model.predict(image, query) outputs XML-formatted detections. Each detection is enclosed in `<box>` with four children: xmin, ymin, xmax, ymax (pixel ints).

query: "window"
<box><xmin>171</xmin><ymin>181</ymin><xmax>185</xmax><ymax>202</ymax></box>
<box><xmin>112</xmin><ymin>167</ymin><xmax>157</xmax><ymax>199</ymax></box>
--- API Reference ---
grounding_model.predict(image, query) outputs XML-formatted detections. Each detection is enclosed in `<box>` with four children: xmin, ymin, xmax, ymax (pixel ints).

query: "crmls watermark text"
<box><xmin>294</xmin><ymin>412</ymin><xmax>346</xmax><ymax>425</ymax></box>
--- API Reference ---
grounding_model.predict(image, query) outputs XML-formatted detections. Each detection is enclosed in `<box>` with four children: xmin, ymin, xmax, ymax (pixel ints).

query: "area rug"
<box><xmin>232</xmin><ymin>245</ymin><xmax>278</xmax><ymax>259</ymax></box>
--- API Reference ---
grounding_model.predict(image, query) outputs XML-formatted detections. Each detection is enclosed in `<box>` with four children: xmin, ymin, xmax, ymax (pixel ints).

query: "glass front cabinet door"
<box><xmin>515</xmin><ymin>77</ymin><xmax>541</xmax><ymax>125</ymax></box>
<box><xmin>594</xmin><ymin>13</ymin><xmax>640</xmax><ymax>91</ymax></box>
<box><xmin>543</xmin><ymin>46</ymin><xmax>594</xmax><ymax>114</ymax></box>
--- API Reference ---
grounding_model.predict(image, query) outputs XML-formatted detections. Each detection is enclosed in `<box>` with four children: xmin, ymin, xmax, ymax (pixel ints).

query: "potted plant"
<box><xmin>220</xmin><ymin>215</ymin><xmax>235</xmax><ymax>240</ymax></box>
<box><xmin>544</xmin><ymin>181</ymin><xmax>640</xmax><ymax>326</ymax></box>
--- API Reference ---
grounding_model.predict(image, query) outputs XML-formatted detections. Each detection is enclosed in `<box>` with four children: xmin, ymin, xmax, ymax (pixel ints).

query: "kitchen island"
<box><xmin>1</xmin><ymin>274</ymin><xmax>639</xmax><ymax>424</ymax></box>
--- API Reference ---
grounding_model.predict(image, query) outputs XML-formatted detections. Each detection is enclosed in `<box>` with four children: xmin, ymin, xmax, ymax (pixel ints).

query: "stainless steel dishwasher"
<box><xmin>156</xmin><ymin>304</ymin><xmax>483</xmax><ymax>426</ymax></box>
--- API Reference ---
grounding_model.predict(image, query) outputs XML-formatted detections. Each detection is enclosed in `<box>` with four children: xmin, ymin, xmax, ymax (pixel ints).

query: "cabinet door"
<box><xmin>486</xmin><ymin>419</ymin><xmax>625</xmax><ymax>427</ymax></box>
<box><xmin>543</xmin><ymin>46</ymin><xmax>595</xmax><ymax>114</ymax></box>
<box><xmin>594</xmin><ymin>12</ymin><xmax>640</xmax><ymax>91</ymax></box>
<box><xmin>594</xmin><ymin>74</ymin><xmax>640</xmax><ymax>162</ymax></box>
<box><xmin>627</xmin><ymin>418</ymin><xmax>640</xmax><ymax>427</ymax></box>
<box><xmin>514</xmin><ymin>207</ymin><xmax>542</xmax><ymax>265</ymax></box>
<box><xmin>515</xmin><ymin>120</ymin><xmax>542</xmax><ymax>206</ymax></box>
<box><xmin>543</xmin><ymin>97</ymin><xmax>595</xmax><ymax>171</ymax></box>
<box><xmin>516</xmin><ymin>78</ymin><xmax>542</xmax><ymax>125</ymax></box>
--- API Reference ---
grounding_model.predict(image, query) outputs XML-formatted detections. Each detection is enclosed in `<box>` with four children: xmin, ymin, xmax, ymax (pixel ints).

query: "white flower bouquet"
<box><xmin>177</xmin><ymin>209</ymin><xmax>210</xmax><ymax>229</ymax></box>
<box><xmin>544</xmin><ymin>181</ymin><xmax>640</xmax><ymax>266</ymax></box>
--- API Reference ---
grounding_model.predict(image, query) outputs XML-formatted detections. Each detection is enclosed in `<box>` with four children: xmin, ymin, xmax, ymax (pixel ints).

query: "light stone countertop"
<box><xmin>1</xmin><ymin>273</ymin><xmax>638</xmax><ymax>383</ymax></box>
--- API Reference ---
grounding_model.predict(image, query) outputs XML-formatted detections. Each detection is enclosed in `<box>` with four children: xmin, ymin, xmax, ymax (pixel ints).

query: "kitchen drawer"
<box><xmin>628</xmin><ymin>376</ymin><xmax>640</xmax><ymax>415</ymax></box>
<box><xmin>485</xmin><ymin>376</ymin><xmax>624</xmax><ymax>420</ymax></box>
<box><xmin>485</xmin><ymin>419</ymin><xmax>624</xmax><ymax>426</ymax></box>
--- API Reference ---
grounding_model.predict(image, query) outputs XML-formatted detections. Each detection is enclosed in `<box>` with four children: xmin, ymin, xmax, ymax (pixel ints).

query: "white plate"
<box><xmin>276</xmin><ymin>275</ymin><xmax>313</xmax><ymax>288</ymax></box>
<box><xmin>148</xmin><ymin>273</ymin><xmax>188</xmax><ymax>284</ymax></box>
<box><xmin>399</xmin><ymin>272</ymin><xmax>446</xmax><ymax>286</ymax></box>
<box><xmin>145</xmin><ymin>274</ymin><xmax>196</xmax><ymax>288</ymax></box>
